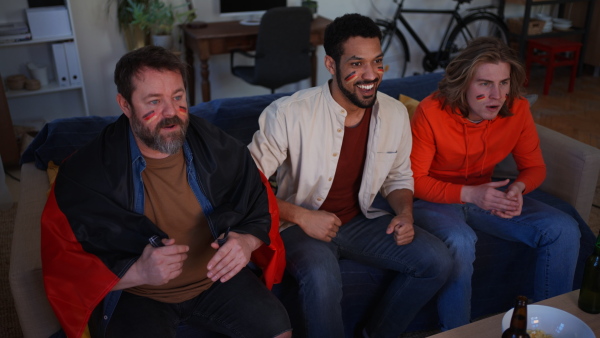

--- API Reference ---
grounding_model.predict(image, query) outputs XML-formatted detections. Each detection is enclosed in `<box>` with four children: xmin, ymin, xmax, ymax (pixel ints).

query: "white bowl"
<box><xmin>536</xmin><ymin>13</ymin><xmax>552</xmax><ymax>21</ymax></box>
<box><xmin>552</xmin><ymin>18</ymin><xmax>572</xmax><ymax>25</ymax></box>
<box><xmin>553</xmin><ymin>23</ymin><xmax>571</xmax><ymax>30</ymax></box>
<box><xmin>502</xmin><ymin>305</ymin><xmax>595</xmax><ymax>337</ymax></box>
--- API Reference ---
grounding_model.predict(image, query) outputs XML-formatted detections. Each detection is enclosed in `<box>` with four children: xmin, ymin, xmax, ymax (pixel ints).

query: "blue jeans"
<box><xmin>280</xmin><ymin>213</ymin><xmax>452</xmax><ymax>338</ymax></box>
<box><xmin>413</xmin><ymin>193</ymin><xmax>581</xmax><ymax>331</ymax></box>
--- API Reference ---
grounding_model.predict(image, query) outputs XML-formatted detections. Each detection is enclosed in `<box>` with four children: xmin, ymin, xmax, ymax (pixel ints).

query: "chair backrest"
<box><xmin>253</xmin><ymin>6</ymin><xmax>313</xmax><ymax>89</ymax></box>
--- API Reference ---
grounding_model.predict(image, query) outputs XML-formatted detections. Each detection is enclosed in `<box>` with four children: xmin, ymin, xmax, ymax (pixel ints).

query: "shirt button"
<box><xmin>333</xmin><ymin>153</ymin><xmax>338</xmax><ymax>157</ymax></box>
<box><xmin>328</xmin><ymin>177</ymin><xmax>333</xmax><ymax>181</ymax></box>
<box><xmin>337</xmin><ymin>128</ymin><xmax>342</xmax><ymax>133</ymax></box>
<box><xmin>104</xmin><ymin>315</ymin><xmax>108</xmax><ymax>320</ymax></box>
<box><xmin>317</xmin><ymin>197</ymin><xmax>323</xmax><ymax>201</ymax></box>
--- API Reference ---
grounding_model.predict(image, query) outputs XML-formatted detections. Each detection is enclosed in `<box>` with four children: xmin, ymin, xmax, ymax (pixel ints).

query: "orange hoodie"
<box><xmin>410</xmin><ymin>93</ymin><xmax>546</xmax><ymax>204</ymax></box>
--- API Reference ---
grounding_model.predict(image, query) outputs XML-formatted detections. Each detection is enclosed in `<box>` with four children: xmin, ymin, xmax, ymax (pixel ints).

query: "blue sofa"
<box><xmin>12</xmin><ymin>72</ymin><xmax>598</xmax><ymax>338</ymax></box>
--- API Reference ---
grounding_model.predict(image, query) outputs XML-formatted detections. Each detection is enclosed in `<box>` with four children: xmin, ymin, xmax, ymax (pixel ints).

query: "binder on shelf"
<box><xmin>51</xmin><ymin>43</ymin><xmax>69</xmax><ymax>87</ymax></box>
<box><xmin>63</xmin><ymin>41</ymin><xmax>82</xmax><ymax>86</ymax></box>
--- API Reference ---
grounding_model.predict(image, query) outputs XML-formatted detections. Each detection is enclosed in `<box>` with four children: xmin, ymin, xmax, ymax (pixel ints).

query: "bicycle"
<box><xmin>374</xmin><ymin>0</ymin><xmax>509</xmax><ymax>78</ymax></box>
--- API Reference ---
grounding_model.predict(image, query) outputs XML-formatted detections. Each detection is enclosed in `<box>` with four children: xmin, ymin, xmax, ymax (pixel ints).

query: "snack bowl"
<box><xmin>502</xmin><ymin>305</ymin><xmax>595</xmax><ymax>337</ymax></box>
<box><xmin>536</xmin><ymin>13</ymin><xmax>552</xmax><ymax>21</ymax></box>
<box><xmin>553</xmin><ymin>22</ymin><xmax>571</xmax><ymax>30</ymax></box>
<box><xmin>552</xmin><ymin>18</ymin><xmax>572</xmax><ymax>25</ymax></box>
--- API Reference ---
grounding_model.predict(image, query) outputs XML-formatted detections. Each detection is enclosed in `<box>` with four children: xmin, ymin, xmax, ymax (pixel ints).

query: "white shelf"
<box><xmin>0</xmin><ymin>35</ymin><xmax>74</xmax><ymax>48</ymax></box>
<box><xmin>0</xmin><ymin>0</ymin><xmax>88</xmax><ymax>119</ymax></box>
<box><xmin>5</xmin><ymin>81</ymin><xmax>82</xmax><ymax>98</ymax></box>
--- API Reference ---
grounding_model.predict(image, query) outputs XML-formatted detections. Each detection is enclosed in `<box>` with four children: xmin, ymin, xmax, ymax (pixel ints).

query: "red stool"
<box><xmin>525</xmin><ymin>38</ymin><xmax>582</xmax><ymax>95</ymax></box>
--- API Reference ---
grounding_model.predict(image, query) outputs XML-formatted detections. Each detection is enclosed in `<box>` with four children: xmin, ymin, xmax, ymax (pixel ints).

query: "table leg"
<box><xmin>200</xmin><ymin>59</ymin><xmax>211</xmax><ymax>102</ymax></box>
<box><xmin>185</xmin><ymin>46</ymin><xmax>196</xmax><ymax>105</ymax></box>
<box><xmin>310</xmin><ymin>46</ymin><xmax>317</xmax><ymax>87</ymax></box>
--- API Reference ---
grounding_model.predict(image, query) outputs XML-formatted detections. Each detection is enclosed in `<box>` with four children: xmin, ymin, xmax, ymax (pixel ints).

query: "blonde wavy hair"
<box><xmin>435</xmin><ymin>37</ymin><xmax>526</xmax><ymax>118</ymax></box>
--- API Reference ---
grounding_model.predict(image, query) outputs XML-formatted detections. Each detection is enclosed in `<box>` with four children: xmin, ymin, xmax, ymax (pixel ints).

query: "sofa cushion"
<box><xmin>188</xmin><ymin>93</ymin><xmax>288</xmax><ymax>146</ymax></box>
<box><xmin>21</xmin><ymin>116</ymin><xmax>118</xmax><ymax>170</ymax></box>
<box><xmin>378</xmin><ymin>72</ymin><xmax>443</xmax><ymax>101</ymax></box>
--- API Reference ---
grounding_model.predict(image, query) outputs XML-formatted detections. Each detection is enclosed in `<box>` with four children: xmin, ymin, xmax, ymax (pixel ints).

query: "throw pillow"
<box><xmin>399</xmin><ymin>94</ymin><xmax>420</xmax><ymax>119</ymax></box>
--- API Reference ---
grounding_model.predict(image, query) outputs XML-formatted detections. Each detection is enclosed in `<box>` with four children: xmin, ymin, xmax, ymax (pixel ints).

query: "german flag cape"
<box><xmin>41</xmin><ymin>114</ymin><xmax>285</xmax><ymax>338</ymax></box>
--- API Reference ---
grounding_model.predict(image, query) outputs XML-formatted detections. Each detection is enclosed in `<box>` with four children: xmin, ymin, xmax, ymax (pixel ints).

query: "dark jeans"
<box><xmin>88</xmin><ymin>268</ymin><xmax>291</xmax><ymax>338</ymax></box>
<box><xmin>280</xmin><ymin>213</ymin><xmax>452</xmax><ymax>338</ymax></box>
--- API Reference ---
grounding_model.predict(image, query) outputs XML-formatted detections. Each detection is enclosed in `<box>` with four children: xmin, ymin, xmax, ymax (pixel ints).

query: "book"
<box><xmin>0</xmin><ymin>22</ymin><xmax>29</xmax><ymax>36</ymax></box>
<box><xmin>0</xmin><ymin>33</ymin><xmax>32</xmax><ymax>44</ymax></box>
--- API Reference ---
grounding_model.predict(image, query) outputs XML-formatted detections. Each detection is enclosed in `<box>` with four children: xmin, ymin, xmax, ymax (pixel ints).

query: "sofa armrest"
<box><xmin>494</xmin><ymin>124</ymin><xmax>600</xmax><ymax>222</ymax></box>
<box><xmin>9</xmin><ymin>162</ymin><xmax>60</xmax><ymax>338</ymax></box>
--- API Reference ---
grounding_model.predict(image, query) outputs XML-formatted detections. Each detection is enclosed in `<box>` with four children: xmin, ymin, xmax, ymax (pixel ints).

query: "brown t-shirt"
<box><xmin>126</xmin><ymin>150</ymin><xmax>214</xmax><ymax>303</ymax></box>
<box><xmin>319</xmin><ymin>107</ymin><xmax>372</xmax><ymax>224</ymax></box>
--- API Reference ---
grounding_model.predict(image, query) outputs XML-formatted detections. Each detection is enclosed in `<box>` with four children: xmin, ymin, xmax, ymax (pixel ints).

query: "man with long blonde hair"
<box><xmin>410</xmin><ymin>37</ymin><xmax>581</xmax><ymax>330</ymax></box>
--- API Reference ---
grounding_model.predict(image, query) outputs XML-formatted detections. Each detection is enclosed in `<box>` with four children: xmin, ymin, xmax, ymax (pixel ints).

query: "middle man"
<box><xmin>249</xmin><ymin>13</ymin><xmax>451</xmax><ymax>337</ymax></box>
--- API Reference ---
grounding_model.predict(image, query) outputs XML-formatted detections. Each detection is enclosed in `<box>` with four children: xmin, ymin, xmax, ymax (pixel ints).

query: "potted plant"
<box><xmin>301</xmin><ymin>0</ymin><xmax>318</xmax><ymax>19</ymax></box>
<box><xmin>127</xmin><ymin>0</ymin><xmax>196</xmax><ymax>49</ymax></box>
<box><xmin>106</xmin><ymin>0</ymin><xmax>151</xmax><ymax>50</ymax></box>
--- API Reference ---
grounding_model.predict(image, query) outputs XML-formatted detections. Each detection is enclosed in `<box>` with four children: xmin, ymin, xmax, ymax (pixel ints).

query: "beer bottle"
<box><xmin>578</xmin><ymin>230</ymin><xmax>600</xmax><ymax>313</ymax></box>
<box><xmin>502</xmin><ymin>295</ymin><xmax>530</xmax><ymax>338</ymax></box>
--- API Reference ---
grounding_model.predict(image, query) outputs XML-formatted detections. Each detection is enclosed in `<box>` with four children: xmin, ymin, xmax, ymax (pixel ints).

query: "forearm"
<box><xmin>276</xmin><ymin>197</ymin><xmax>309</xmax><ymax>225</ymax></box>
<box><xmin>386</xmin><ymin>189</ymin><xmax>414</xmax><ymax>220</ymax></box>
<box><xmin>514</xmin><ymin>166</ymin><xmax>545</xmax><ymax>194</ymax></box>
<box><xmin>236</xmin><ymin>232</ymin><xmax>263</xmax><ymax>252</ymax></box>
<box><xmin>112</xmin><ymin>261</ymin><xmax>143</xmax><ymax>291</ymax></box>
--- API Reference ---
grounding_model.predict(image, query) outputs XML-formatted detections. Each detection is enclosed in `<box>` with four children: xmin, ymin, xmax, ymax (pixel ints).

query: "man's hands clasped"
<box><xmin>461</xmin><ymin>179</ymin><xmax>525</xmax><ymax>219</ymax></box>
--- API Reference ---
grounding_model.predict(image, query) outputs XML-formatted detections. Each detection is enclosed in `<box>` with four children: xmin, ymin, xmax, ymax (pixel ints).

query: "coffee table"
<box><xmin>429</xmin><ymin>290</ymin><xmax>599</xmax><ymax>337</ymax></box>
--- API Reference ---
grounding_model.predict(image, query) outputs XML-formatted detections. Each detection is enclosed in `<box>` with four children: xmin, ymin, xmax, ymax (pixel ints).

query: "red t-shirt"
<box><xmin>319</xmin><ymin>108</ymin><xmax>372</xmax><ymax>224</ymax></box>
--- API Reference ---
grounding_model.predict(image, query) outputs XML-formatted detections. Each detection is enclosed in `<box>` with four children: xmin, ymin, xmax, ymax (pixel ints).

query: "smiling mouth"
<box><xmin>357</xmin><ymin>83</ymin><xmax>375</xmax><ymax>90</ymax></box>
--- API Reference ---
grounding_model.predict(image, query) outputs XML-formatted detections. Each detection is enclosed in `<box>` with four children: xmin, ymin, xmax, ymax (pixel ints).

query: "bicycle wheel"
<box><xmin>376</xmin><ymin>22</ymin><xmax>409</xmax><ymax>78</ymax></box>
<box><xmin>443</xmin><ymin>14</ymin><xmax>509</xmax><ymax>68</ymax></box>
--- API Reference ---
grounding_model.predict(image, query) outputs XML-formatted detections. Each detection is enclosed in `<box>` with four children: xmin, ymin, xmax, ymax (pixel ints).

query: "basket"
<box><xmin>507</xmin><ymin>18</ymin><xmax>545</xmax><ymax>35</ymax></box>
<box><xmin>6</xmin><ymin>74</ymin><xmax>27</xmax><ymax>90</ymax></box>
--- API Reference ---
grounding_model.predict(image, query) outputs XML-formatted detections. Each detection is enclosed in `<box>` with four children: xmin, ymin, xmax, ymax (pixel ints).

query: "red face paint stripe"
<box><xmin>344</xmin><ymin>72</ymin><xmax>357</xmax><ymax>82</ymax></box>
<box><xmin>142</xmin><ymin>112</ymin><xmax>156</xmax><ymax>121</ymax></box>
<box><xmin>476</xmin><ymin>95</ymin><xmax>485</xmax><ymax>101</ymax></box>
<box><xmin>179</xmin><ymin>106</ymin><xmax>187</xmax><ymax>113</ymax></box>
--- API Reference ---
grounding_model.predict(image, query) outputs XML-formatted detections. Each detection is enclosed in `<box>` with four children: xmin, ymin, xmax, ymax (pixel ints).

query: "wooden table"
<box><xmin>182</xmin><ymin>16</ymin><xmax>332</xmax><ymax>105</ymax></box>
<box><xmin>430</xmin><ymin>290</ymin><xmax>600</xmax><ymax>337</ymax></box>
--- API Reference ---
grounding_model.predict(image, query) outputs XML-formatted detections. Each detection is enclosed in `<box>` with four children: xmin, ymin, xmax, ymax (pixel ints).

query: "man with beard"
<box><xmin>41</xmin><ymin>46</ymin><xmax>292</xmax><ymax>338</ymax></box>
<box><xmin>248</xmin><ymin>14</ymin><xmax>451</xmax><ymax>337</ymax></box>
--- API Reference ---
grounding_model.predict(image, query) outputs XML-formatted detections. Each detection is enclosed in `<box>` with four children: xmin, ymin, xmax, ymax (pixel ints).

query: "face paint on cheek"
<box><xmin>178</xmin><ymin>106</ymin><xmax>187</xmax><ymax>113</ymax></box>
<box><xmin>377</xmin><ymin>66</ymin><xmax>384</xmax><ymax>74</ymax></box>
<box><xmin>476</xmin><ymin>94</ymin><xmax>486</xmax><ymax>101</ymax></box>
<box><xmin>344</xmin><ymin>72</ymin><xmax>357</xmax><ymax>83</ymax></box>
<box><xmin>142</xmin><ymin>111</ymin><xmax>157</xmax><ymax>122</ymax></box>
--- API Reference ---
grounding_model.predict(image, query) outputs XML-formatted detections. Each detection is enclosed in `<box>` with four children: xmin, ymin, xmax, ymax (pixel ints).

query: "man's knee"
<box><xmin>539</xmin><ymin>211</ymin><xmax>581</xmax><ymax>247</ymax></box>
<box><xmin>413</xmin><ymin>234</ymin><xmax>453</xmax><ymax>280</ymax></box>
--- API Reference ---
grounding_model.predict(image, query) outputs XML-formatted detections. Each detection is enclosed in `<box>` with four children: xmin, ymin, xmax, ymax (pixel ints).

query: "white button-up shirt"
<box><xmin>249</xmin><ymin>82</ymin><xmax>413</xmax><ymax>231</ymax></box>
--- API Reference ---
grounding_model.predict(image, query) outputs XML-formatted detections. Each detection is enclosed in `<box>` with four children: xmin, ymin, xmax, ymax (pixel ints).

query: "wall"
<box><xmin>63</xmin><ymin>0</ymin><xmax>496</xmax><ymax>117</ymax></box>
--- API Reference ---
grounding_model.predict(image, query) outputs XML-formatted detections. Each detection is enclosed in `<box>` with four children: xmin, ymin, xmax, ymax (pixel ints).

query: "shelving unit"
<box><xmin>498</xmin><ymin>0</ymin><xmax>595</xmax><ymax>74</ymax></box>
<box><xmin>0</xmin><ymin>0</ymin><xmax>88</xmax><ymax>127</ymax></box>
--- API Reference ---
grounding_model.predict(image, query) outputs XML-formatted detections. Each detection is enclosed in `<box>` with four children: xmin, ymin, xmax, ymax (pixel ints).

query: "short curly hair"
<box><xmin>436</xmin><ymin>37</ymin><xmax>526</xmax><ymax>118</ymax></box>
<box><xmin>324</xmin><ymin>13</ymin><xmax>382</xmax><ymax>64</ymax></box>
